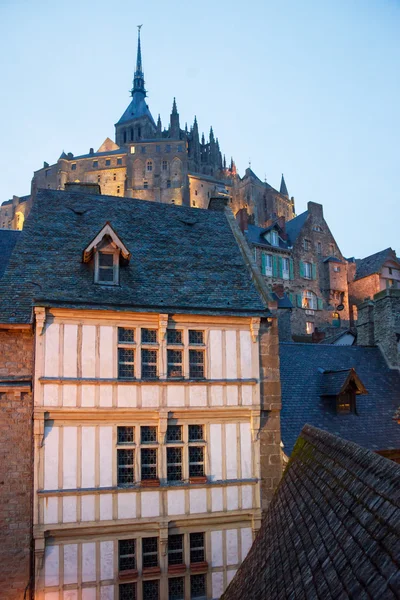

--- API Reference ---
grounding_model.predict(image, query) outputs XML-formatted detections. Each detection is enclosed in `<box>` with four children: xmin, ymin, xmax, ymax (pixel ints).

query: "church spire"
<box><xmin>280</xmin><ymin>174</ymin><xmax>289</xmax><ymax>197</ymax></box>
<box><xmin>131</xmin><ymin>25</ymin><xmax>146</xmax><ymax>97</ymax></box>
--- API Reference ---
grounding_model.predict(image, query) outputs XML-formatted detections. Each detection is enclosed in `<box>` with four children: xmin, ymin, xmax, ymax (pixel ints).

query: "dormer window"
<box><xmin>96</xmin><ymin>250</ymin><xmax>119</xmax><ymax>285</ymax></box>
<box><xmin>320</xmin><ymin>368</ymin><xmax>367</xmax><ymax>415</ymax></box>
<box><xmin>271</xmin><ymin>231</ymin><xmax>279</xmax><ymax>246</ymax></box>
<box><xmin>83</xmin><ymin>222</ymin><xmax>131</xmax><ymax>287</ymax></box>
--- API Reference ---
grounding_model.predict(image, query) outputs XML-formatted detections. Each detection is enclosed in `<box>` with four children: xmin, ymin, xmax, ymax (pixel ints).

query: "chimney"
<box><xmin>64</xmin><ymin>182</ymin><xmax>101</xmax><ymax>195</ymax></box>
<box><xmin>235</xmin><ymin>208</ymin><xmax>249</xmax><ymax>232</ymax></box>
<box><xmin>356</xmin><ymin>299</ymin><xmax>375</xmax><ymax>346</ymax></box>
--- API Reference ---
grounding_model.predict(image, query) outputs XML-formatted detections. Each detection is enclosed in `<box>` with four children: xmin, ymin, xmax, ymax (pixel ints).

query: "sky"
<box><xmin>0</xmin><ymin>0</ymin><xmax>399</xmax><ymax>258</ymax></box>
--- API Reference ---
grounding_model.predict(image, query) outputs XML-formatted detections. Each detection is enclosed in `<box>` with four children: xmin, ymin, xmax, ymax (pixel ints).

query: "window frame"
<box><xmin>263</xmin><ymin>253</ymin><xmax>273</xmax><ymax>275</ymax></box>
<box><xmin>188</xmin><ymin>330</ymin><xmax>205</xmax><ymax>380</ymax></box>
<box><xmin>302</xmin><ymin>290</ymin><xmax>317</xmax><ymax>310</ymax></box>
<box><xmin>95</xmin><ymin>249</ymin><xmax>119</xmax><ymax>286</ymax></box>
<box><xmin>117</xmin><ymin>426</ymin><xmax>136</xmax><ymax>488</ymax></box>
<box><xmin>282</xmin><ymin>257</ymin><xmax>290</xmax><ymax>279</ymax></box>
<box><xmin>303</xmin><ymin>261</ymin><xmax>312</xmax><ymax>279</ymax></box>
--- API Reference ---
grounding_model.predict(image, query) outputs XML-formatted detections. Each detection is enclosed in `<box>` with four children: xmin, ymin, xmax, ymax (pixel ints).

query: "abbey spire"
<box><xmin>280</xmin><ymin>174</ymin><xmax>289</xmax><ymax>197</ymax></box>
<box><xmin>131</xmin><ymin>25</ymin><xmax>146</xmax><ymax>97</ymax></box>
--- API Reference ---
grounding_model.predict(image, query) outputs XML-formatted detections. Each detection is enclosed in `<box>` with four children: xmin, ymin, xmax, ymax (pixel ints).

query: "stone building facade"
<box><xmin>0</xmin><ymin>28</ymin><xmax>294</xmax><ymax>231</ymax></box>
<box><xmin>242</xmin><ymin>201</ymin><xmax>350</xmax><ymax>338</ymax></box>
<box><xmin>0</xmin><ymin>187</ymin><xmax>283</xmax><ymax>600</ymax></box>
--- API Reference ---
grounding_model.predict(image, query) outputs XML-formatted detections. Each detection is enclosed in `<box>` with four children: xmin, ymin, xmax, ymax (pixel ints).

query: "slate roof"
<box><xmin>0</xmin><ymin>230</ymin><xmax>21</xmax><ymax>279</ymax></box>
<box><xmin>0</xmin><ymin>189</ymin><xmax>268</xmax><ymax>323</ymax></box>
<box><xmin>280</xmin><ymin>342</ymin><xmax>400</xmax><ymax>455</ymax></box>
<box><xmin>116</xmin><ymin>94</ymin><xmax>156</xmax><ymax>127</ymax></box>
<box><xmin>285</xmin><ymin>209</ymin><xmax>308</xmax><ymax>245</ymax></box>
<box><xmin>354</xmin><ymin>247</ymin><xmax>399</xmax><ymax>281</ymax></box>
<box><xmin>221</xmin><ymin>425</ymin><xmax>400</xmax><ymax>600</ymax></box>
<box><xmin>245</xmin><ymin>224</ymin><xmax>290</xmax><ymax>250</ymax></box>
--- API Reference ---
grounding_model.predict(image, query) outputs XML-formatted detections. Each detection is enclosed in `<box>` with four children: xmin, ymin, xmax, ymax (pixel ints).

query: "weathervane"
<box><xmin>137</xmin><ymin>24</ymin><xmax>143</xmax><ymax>32</ymax></box>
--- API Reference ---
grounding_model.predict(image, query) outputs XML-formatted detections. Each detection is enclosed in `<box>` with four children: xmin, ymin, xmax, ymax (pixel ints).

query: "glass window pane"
<box><xmin>167</xmin><ymin>349</ymin><xmax>183</xmax><ymax>378</ymax></box>
<box><xmin>142</xmin><ymin>349</ymin><xmax>158</xmax><ymax>379</ymax></box>
<box><xmin>166</xmin><ymin>425</ymin><xmax>182</xmax><ymax>442</ymax></box>
<box><xmin>117</xmin><ymin>426</ymin><xmax>134</xmax><ymax>444</ymax></box>
<box><xmin>167</xmin><ymin>329</ymin><xmax>182</xmax><ymax>344</ymax></box>
<box><xmin>117</xmin><ymin>449</ymin><xmax>135</xmax><ymax>486</ymax></box>
<box><xmin>188</xmin><ymin>425</ymin><xmax>204</xmax><ymax>441</ymax></box>
<box><xmin>141</xmin><ymin>329</ymin><xmax>158</xmax><ymax>344</ymax></box>
<box><xmin>99</xmin><ymin>267</ymin><xmax>114</xmax><ymax>282</ymax></box>
<box><xmin>118</xmin><ymin>328</ymin><xmax>135</xmax><ymax>343</ymax></box>
<box><xmin>190</xmin><ymin>574</ymin><xmax>206</xmax><ymax>598</ymax></box>
<box><xmin>189</xmin><ymin>330</ymin><xmax>204</xmax><ymax>345</ymax></box>
<box><xmin>99</xmin><ymin>253</ymin><xmax>114</xmax><ymax>267</ymax></box>
<box><xmin>119</xmin><ymin>583</ymin><xmax>137</xmax><ymax>600</ymax></box>
<box><xmin>141</xmin><ymin>426</ymin><xmax>157</xmax><ymax>443</ymax></box>
<box><xmin>167</xmin><ymin>447</ymin><xmax>182</xmax><ymax>481</ymax></box>
<box><xmin>190</xmin><ymin>533</ymin><xmax>205</xmax><ymax>563</ymax></box>
<box><xmin>189</xmin><ymin>447</ymin><xmax>204</xmax><ymax>477</ymax></box>
<box><xmin>168</xmin><ymin>577</ymin><xmax>184</xmax><ymax>600</ymax></box>
<box><xmin>189</xmin><ymin>350</ymin><xmax>204</xmax><ymax>379</ymax></box>
<box><xmin>119</xmin><ymin>539</ymin><xmax>136</xmax><ymax>571</ymax></box>
<box><xmin>141</xmin><ymin>448</ymin><xmax>157</xmax><ymax>480</ymax></box>
<box><xmin>142</xmin><ymin>580</ymin><xmax>159</xmax><ymax>600</ymax></box>
<box><xmin>118</xmin><ymin>348</ymin><xmax>135</xmax><ymax>379</ymax></box>
<box><xmin>168</xmin><ymin>534</ymin><xmax>184</xmax><ymax>565</ymax></box>
<box><xmin>142</xmin><ymin>538</ymin><xmax>159</xmax><ymax>568</ymax></box>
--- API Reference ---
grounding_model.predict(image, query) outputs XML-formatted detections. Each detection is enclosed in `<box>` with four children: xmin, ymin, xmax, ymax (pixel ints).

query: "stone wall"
<box><xmin>348</xmin><ymin>273</ymin><xmax>380</xmax><ymax>323</ymax></box>
<box><xmin>0</xmin><ymin>328</ymin><xmax>34</xmax><ymax>600</ymax></box>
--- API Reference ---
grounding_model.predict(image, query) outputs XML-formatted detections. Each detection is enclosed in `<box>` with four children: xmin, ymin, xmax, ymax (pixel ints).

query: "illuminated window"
<box><xmin>147</xmin><ymin>160</ymin><xmax>153</xmax><ymax>172</ymax></box>
<box><xmin>337</xmin><ymin>392</ymin><xmax>355</xmax><ymax>414</ymax></box>
<box><xmin>306</xmin><ymin>321</ymin><xmax>314</xmax><ymax>334</ymax></box>
<box><xmin>332</xmin><ymin>312</ymin><xmax>340</xmax><ymax>327</ymax></box>
<box><xmin>130</xmin><ymin>146</ymin><xmax>136</xmax><ymax>154</ymax></box>
<box><xmin>302</xmin><ymin>290</ymin><xmax>317</xmax><ymax>310</ymax></box>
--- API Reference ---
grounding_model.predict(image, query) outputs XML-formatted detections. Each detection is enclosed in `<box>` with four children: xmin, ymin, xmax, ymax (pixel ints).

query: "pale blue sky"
<box><xmin>0</xmin><ymin>0</ymin><xmax>399</xmax><ymax>258</ymax></box>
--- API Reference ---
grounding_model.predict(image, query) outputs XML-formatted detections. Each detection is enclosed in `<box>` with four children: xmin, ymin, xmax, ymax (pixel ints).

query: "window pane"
<box><xmin>99</xmin><ymin>267</ymin><xmax>114</xmax><ymax>282</ymax></box>
<box><xmin>118</xmin><ymin>348</ymin><xmax>135</xmax><ymax>379</ymax></box>
<box><xmin>119</xmin><ymin>583</ymin><xmax>137</xmax><ymax>600</ymax></box>
<box><xmin>117</xmin><ymin>426</ymin><xmax>134</xmax><ymax>444</ymax></box>
<box><xmin>142</xmin><ymin>538</ymin><xmax>159</xmax><ymax>568</ymax></box>
<box><xmin>118</xmin><ymin>328</ymin><xmax>135</xmax><ymax>344</ymax></box>
<box><xmin>167</xmin><ymin>447</ymin><xmax>182</xmax><ymax>481</ymax></box>
<box><xmin>166</xmin><ymin>425</ymin><xmax>182</xmax><ymax>442</ymax></box>
<box><xmin>189</xmin><ymin>330</ymin><xmax>204</xmax><ymax>345</ymax></box>
<box><xmin>191</xmin><ymin>574</ymin><xmax>206</xmax><ymax>598</ymax></box>
<box><xmin>117</xmin><ymin>449</ymin><xmax>135</xmax><ymax>485</ymax></box>
<box><xmin>141</xmin><ymin>426</ymin><xmax>157</xmax><ymax>443</ymax></box>
<box><xmin>141</xmin><ymin>448</ymin><xmax>157</xmax><ymax>479</ymax></box>
<box><xmin>142</xmin><ymin>328</ymin><xmax>158</xmax><ymax>344</ymax></box>
<box><xmin>167</xmin><ymin>329</ymin><xmax>182</xmax><ymax>344</ymax></box>
<box><xmin>189</xmin><ymin>447</ymin><xmax>204</xmax><ymax>477</ymax></box>
<box><xmin>188</xmin><ymin>425</ymin><xmax>204</xmax><ymax>441</ymax></box>
<box><xmin>167</xmin><ymin>349</ymin><xmax>183</xmax><ymax>378</ymax></box>
<box><xmin>142</xmin><ymin>580</ymin><xmax>159</xmax><ymax>600</ymax></box>
<box><xmin>168</xmin><ymin>534</ymin><xmax>184</xmax><ymax>565</ymax></box>
<box><xmin>190</xmin><ymin>533</ymin><xmax>205</xmax><ymax>563</ymax></box>
<box><xmin>168</xmin><ymin>577</ymin><xmax>184</xmax><ymax>600</ymax></box>
<box><xmin>99</xmin><ymin>253</ymin><xmax>114</xmax><ymax>267</ymax></box>
<box><xmin>142</xmin><ymin>349</ymin><xmax>158</xmax><ymax>379</ymax></box>
<box><xmin>189</xmin><ymin>350</ymin><xmax>204</xmax><ymax>379</ymax></box>
<box><xmin>119</xmin><ymin>539</ymin><xmax>136</xmax><ymax>571</ymax></box>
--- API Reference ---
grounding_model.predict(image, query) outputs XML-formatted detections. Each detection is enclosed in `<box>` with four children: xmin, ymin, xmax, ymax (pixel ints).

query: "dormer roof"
<box><xmin>319</xmin><ymin>367</ymin><xmax>368</xmax><ymax>396</ymax></box>
<box><xmin>82</xmin><ymin>222</ymin><xmax>131</xmax><ymax>263</ymax></box>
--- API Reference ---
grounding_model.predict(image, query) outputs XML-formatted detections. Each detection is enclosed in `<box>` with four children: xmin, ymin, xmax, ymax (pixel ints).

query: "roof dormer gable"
<box><xmin>83</xmin><ymin>222</ymin><xmax>131</xmax><ymax>286</ymax></box>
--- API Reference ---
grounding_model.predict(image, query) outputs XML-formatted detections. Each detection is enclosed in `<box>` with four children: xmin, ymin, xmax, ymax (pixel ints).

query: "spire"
<box><xmin>172</xmin><ymin>97</ymin><xmax>178</xmax><ymax>115</ymax></box>
<box><xmin>131</xmin><ymin>25</ymin><xmax>146</xmax><ymax>97</ymax></box>
<box><xmin>280</xmin><ymin>174</ymin><xmax>289</xmax><ymax>197</ymax></box>
<box><xmin>157</xmin><ymin>114</ymin><xmax>162</xmax><ymax>136</ymax></box>
<box><xmin>170</xmin><ymin>97</ymin><xmax>180</xmax><ymax>138</ymax></box>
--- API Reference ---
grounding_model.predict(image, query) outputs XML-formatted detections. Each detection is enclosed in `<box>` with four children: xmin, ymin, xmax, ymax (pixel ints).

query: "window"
<box><xmin>117</xmin><ymin>186</ymin><xmax>121</xmax><ymax>194</ymax></box>
<box><xmin>262</xmin><ymin>254</ymin><xmax>273</xmax><ymax>275</ymax></box>
<box><xmin>141</xmin><ymin>425</ymin><xmax>157</xmax><ymax>443</ymax></box>
<box><xmin>317</xmin><ymin>242</ymin><xmax>322</xmax><ymax>255</ymax></box>
<box><xmin>188</xmin><ymin>425</ymin><xmax>205</xmax><ymax>478</ymax></box>
<box><xmin>98</xmin><ymin>175</ymin><xmax>101</xmax><ymax>183</ymax></box>
<box><xmin>71</xmin><ymin>163</ymin><xmax>77</xmax><ymax>171</ymax></box>
<box><xmin>168</xmin><ymin>534</ymin><xmax>184</xmax><ymax>566</ymax></box>
<box><xmin>166</xmin><ymin>425</ymin><xmax>183</xmax><ymax>482</ymax></box>
<box><xmin>141</xmin><ymin>146</ymin><xmax>146</xmax><ymax>154</ymax></box>
<box><xmin>191</xmin><ymin>574</ymin><xmax>206</xmax><ymax>598</ymax></box>
<box><xmin>167</xmin><ymin>329</ymin><xmax>183</xmax><ymax>378</ymax></box>
<box><xmin>282</xmin><ymin>257</ymin><xmax>290</xmax><ymax>279</ymax></box>
<box><xmin>142</xmin><ymin>580</ymin><xmax>159</xmax><ymax>600</ymax></box>
<box><xmin>117</xmin><ymin>157</ymin><xmax>122</xmax><ymax>165</ymax></box>
<box><xmin>190</xmin><ymin>533</ymin><xmax>205</xmax><ymax>563</ymax></box>
<box><xmin>123</xmin><ymin>131</ymin><xmax>127</xmax><ymax>144</ymax></box>
<box><xmin>142</xmin><ymin>538</ymin><xmax>158</xmax><ymax>568</ymax></box>
<box><xmin>337</xmin><ymin>392</ymin><xmax>355</xmax><ymax>414</ymax></box>
<box><xmin>177</xmin><ymin>145</ymin><xmax>183</xmax><ymax>152</ymax></box>
<box><xmin>329</xmin><ymin>244</ymin><xmax>335</xmax><ymax>256</ymax></box>
<box><xmin>118</xmin><ymin>328</ymin><xmax>135</xmax><ymax>379</ymax></box>
<box><xmin>189</xmin><ymin>330</ymin><xmax>205</xmax><ymax>379</ymax></box>
<box><xmin>162</xmin><ymin>160</ymin><xmax>168</xmax><ymax>171</ymax></box>
<box><xmin>303</xmin><ymin>261</ymin><xmax>312</xmax><ymax>279</ymax></box>
<box><xmin>332</xmin><ymin>312</ymin><xmax>341</xmax><ymax>327</ymax></box>
<box><xmin>130</xmin><ymin>146</ymin><xmax>136</xmax><ymax>154</ymax></box>
<box><xmin>119</xmin><ymin>583</ymin><xmax>137</xmax><ymax>600</ymax></box>
<box><xmin>144</xmin><ymin>181</ymin><xmax>149</xmax><ymax>189</ymax></box>
<box><xmin>140</xmin><ymin>426</ymin><xmax>158</xmax><ymax>481</ymax></box>
<box><xmin>306</xmin><ymin>322</ymin><xmax>314</xmax><ymax>335</ymax></box>
<box><xmin>389</xmin><ymin>267</ymin><xmax>393</xmax><ymax>275</ymax></box>
<box><xmin>119</xmin><ymin>539</ymin><xmax>136</xmax><ymax>572</ymax></box>
<box><xmin>302</xmin><ymin>290</ymin><xmax>317</xmax><ymax>310</ymax></box>
<box><xmin>147</xmin><ymin>160</ymin><xmax>153</xmax><ymax>172</ymax></box>
<box><xmin>166</xmin><ymin>145</ymin><xmax>171</xmax><ymax>153</ymax></box>
<box><xmin>92</xmin><ymin>160</ymin><xmax>98</xmax><ymax>168</ymax></box>
<box><xmin>271</xmin><ymin>231</ymin><xmax>279</xmax><ymax>246</ymax></box>
<box><xmin>96</xmin><ymin>251</ymin><xmax>118</xmax><ymax>285</ymax></box>
<box><xmin>303</xmin><ymin>239</ymin><xmax>311</xmax><ymax>251</ymax></box>
<box><xmin>106</xmin><ymin>159</ymin><xmax>111</xmax><ymax>166</ymax></box>
<box><xmin>169</xmin><ymin>577</ymin><xmax>184</xmax><ymax>600</ymax></box>
<box><xmin>156</xmin><ymin>145</ymin><xmax>161</xmax><ymax>153</ymax></box>
<box><xmin>117</xmin><ymin>427</ymin><xmax>135</xmax><ymax>486</ymax></box>
<box><xmin>167</xmin><ymin>180</ymin><xmax>171</xmax><ymax>188</ymax></box>
<box><xmin>141</xmin><ymin>329</ymin><xmax>158</xmax><ymax>379</ymax></box>
<box><xmin>113</xmin><ymin>173</ymin><xmax>117</xmax><ymax>181</ymax></box>
<box><xmin>313</xmin><ymin>225</ymin><xmax>323</xmax><ymax>232</ymax></box>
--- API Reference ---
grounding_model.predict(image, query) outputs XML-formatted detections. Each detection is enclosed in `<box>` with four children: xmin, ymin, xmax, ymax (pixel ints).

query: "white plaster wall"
<box><xmin>99</xmin><ymin>326</ymin><xmax>113</xmax><ymax>378</ymax></box>
<box><xmin>44</xmin><ymin>426</ymin><xmax>59</xmax><ymax>490</ymax></box>
<box><xmin>45</xmin><ymin>593</ymin><xmax>59</xmax><ymax>600</ymax></box>
<box><xmin>240</xmin><ymin>423</ymin><xmax>252</xmax><ymax>479</ymax></box>
<box><xmin>210</xmin><ymin>385</ymin><xmax>223</xmax><ymax>406</ymax></box>
<box><xmin>211</xmin><ymin>530</ymin><xmax>223</xmax><ymax>567</ymax></box>
<box><xmin>212</xmin><ymin>572</ymin><xmax>224</xmax><ymax>600</ymax></box>
<box><xmin>99</xmin><ymin>427</ymin><xmax>113</xmax><ymax>487</ymax></box>
<box><xmin>227</xmin><ymin>569</ymin><xmax>237</xmax><ymax>585</ymax></box>
<box><xmin>167</xmin><ymin>490</ymin><xmax>185</xmax><ymax>516</ymax></box>
<box><xmin>241</xmin><ymin>527</ymin><xmax>253</xmax><ymax>560</ymax></box>
<box><xmin>141</xmin><ymin>491</ymin><xmax>160</xmax><ymax>517</ymax></box>
<box><xmin>118</xmin><ymin>385</ymin><xmax>137</xmax><ymax>408</ymax></box>
<box><xmin>226</xmin><ymin>529</ymin><xmax>238</xmax><ymax>565</ymax></box>
<box><xmin>82</xmin><ymin>590</ymin><xmax>96</xmax><ymax>600</ymax></box>
<box><xmin>63</xmin><ymin>385</ymin><xmax>77</xmax><ymax>407</ymax></box>
<box><xmin>81</xmin><ymin>384</ymin><xmax>95</xmax><ymax>407</ymax></box>
<box><xmin>64</xmin><ymin>590</ymin><xmax>78</xmax><ymax>600</ymax></box>
<box><xmin>43</xmin><ymin>384</ymin><xmax>58</xmax><ymax>407</ymax></box>
<box><xmin>240</xmin><ymin>330</ymin><xmax>252</xmax><ymax>378</ymax></box>
<box><xmin>209</xmin><ymin>424</ymin><xmax>222</xmax><ymax>481</ymax></box>
<box><xmin>63</xmin><ymin>496</ymin><xmax>77</xmax><ymax>523</ymax></box>
<box><xmin>82</xmin><ymin>325</ymin><xmax>96</xmax><ymax>377</ymax></box>
<box><xmin>81</xmin><ymin>426</ymin><xmax>95</xmax><ymax>488</ymax></box>
<box><xmin>64</xmin><ymin>324</ymin><xmax>78</xmax><ymax>378</ymax></box>
<box><xmin>225</xmin><ymin>330</ymin><xmax>237</xmax><ymax>378</ymax></box>
<box><xmin>100</xmin><ymin>587</ymin><xmax>114</xmax><ymax>600</ymax></box>
<box><xmin>211</xmin><ymin>487</ymin><xmax>223</xmax><ymax>512</ymax></box>
<box><xmin>227</xmin><ymin>486</ymin><xmax>239</xmax><ymax>511</ymax></box>
<box><xmin>82</xmin><ymin>542</ymin><xmax>96</xmax><ymax>582</ymax></box>
<box><xmin>167</xmin><ymin>385</ymin><xmax>185</xmax><ymax>407</ymax></box>
<box><xmin>63</xmin><ymin>543</ymin><xmax>78</xmax><ymax>584</ymax></box>
<box><xmin>44</xmin><ymin>497</ymin><xmax>58</xmax><ymax>524</ymax></box>
<box><xmin>45</xmin><ymin>323</ymin><xmax>59</xmax><ymax>377</ymax></box>
<box><xmin>241</xmin><ymin>485</ymin><xmax>253</xmax><ymax>509</ymax></box>
<box><xmin>142</xmin><ymin>386</ymin><xmax>159</xmax><ymax>408</ymax></box>
<box><xmin>209</xmin><ymin>329</ymin><xmax>223</xmax><ymax>378</ymax></box>
<box><xmin>118</xmin><ymin>492</ymin><xmax>136</xmax><ymax>519</ymax></box>
<box><xmin>189</xmin><ymin>385</ymin><xmax>207</xmax><ymax>406</ymax></box>
<box><xmin>189</xmin><ymin>488</ymin><xmax>207</xmax><ymax>513</ymax></box>
<box><xmin>225</xmin><ymin>424</ymin><xmax>237</xmax><ymax>479</ymax></box>
<box><xmin>226</xmin><ymin>386</ymin><xmax>238</xmax><ymax>406</ymax></box>
<box><xmin>100</xmin><ymin>541</ymin><xmax>114</xmax><ymax>580</ymax></box>
<box><xmin>63</xmin><ymin>427</ymin><xmax>77</xmax><ymax>489</ymax></box>
<box><xmin>99</xmin><ymin>385</ymin><xmax>113</xmax><ymax>407</ymax></box>
<box><xmin>100</xmin><ymin>494</ymin><xmax>113</xmax><ymax>520</ymax></box>
<box><xmin>242</xmin><ymin>385</ymin><xmax>253</xmax><ymax>406</ymax></box>
<box><xmin>81</xmin><ymin>495</ymin><xmax>95</xmax><ymax>522</ymax></box>
<box><xmin>45</xmin><ymin>545</ymin><xmax>59</xmax><ymax>587</ymax></box>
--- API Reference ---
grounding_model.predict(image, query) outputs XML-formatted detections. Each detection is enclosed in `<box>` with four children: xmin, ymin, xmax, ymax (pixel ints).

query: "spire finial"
<box><xmin>132</xmin><ymin>25</ymin><xmax>146</xmax><ymax>97</ymax></box>
<box><xmin>172</xmin><ymin>97</ymin><xmax>178</xmax><ymax>114</ymax></box>
<box><xmin>280</xmin><ymin>174</ymin><xmax>289</xmax><ymax>197</ymax></box>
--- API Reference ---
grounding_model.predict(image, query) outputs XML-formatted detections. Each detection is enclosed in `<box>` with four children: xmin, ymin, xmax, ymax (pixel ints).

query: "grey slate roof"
<box><xmin>116</xmin><ymin>94</ymin><xmax>156</xmax><ymax>127</ymax></box>
<box><xmin>354</xmin><ymin>247</ymin><xmax>399</xmax><ymax>281</ymax></box>
<box><xmin>221</xmin><ymin>425</ymin><xmax>400</xmax><ymax>600</ymax></box>
<box><xmin>0</xmin><ymin>230</ymin><xmax>21</xmax><ymax>279</ymax></box>
<box><xmin>0</xmin><ymin>189</ymin><xmax>268</xmax><ymax>323</ymax></box>
<box><xmin>285</xmin><ymin>209</ymin><xmax>308</xmax><ymax>245</ymax></box>
<box><xmin>319</xmin><ymin>368</ymin><xmax>362</xmax><ymax>396</ymax></box>
<box><xmin>280</xmin><ymin>342</ymin><xmax>400</xmax><ymax>455</ymax></box>
<box><xmin>245</xmin><ymin>224</ymin><xmax>290</xmax><ymax>250</ymax></box>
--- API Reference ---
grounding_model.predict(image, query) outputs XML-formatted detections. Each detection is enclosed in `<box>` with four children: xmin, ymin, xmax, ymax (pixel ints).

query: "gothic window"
<box><xmin>146</xmin><ymin>161</ymin><xmax>153</xmax><ymax>172</ymax></box>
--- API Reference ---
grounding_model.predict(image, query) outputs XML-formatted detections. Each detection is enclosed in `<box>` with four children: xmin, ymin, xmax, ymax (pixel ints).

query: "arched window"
<box><xmin>302</xmin><ymin>290</ymin><xmax>317</xmax><ymax>310</ymax></box>
<box><xmin>146</xmin><ymin>160</ymin><xmax>153</xmax><ymax>172</ymax></box>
